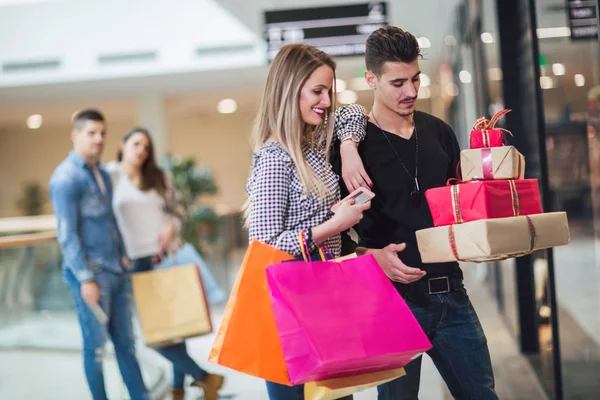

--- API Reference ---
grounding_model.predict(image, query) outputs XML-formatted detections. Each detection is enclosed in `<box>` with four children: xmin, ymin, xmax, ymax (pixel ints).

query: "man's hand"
<box><xmin>368</xmin><ymin>243</ymin><xmax>426</xmax><ymax>284</ymax></box>
<box><xmin>122</xmin><ymin>256</ymin><xmax>132</xmax><ymax>270</ymax></box>
<box><xmin>340</xmin><ymin>140</ymin><xmax>372</xmax><ymax>192</ymax></box>
<box><xmin>81</xmin><ymin>281</ymin><xmax>100</xmax><ymax>307</ymax></box>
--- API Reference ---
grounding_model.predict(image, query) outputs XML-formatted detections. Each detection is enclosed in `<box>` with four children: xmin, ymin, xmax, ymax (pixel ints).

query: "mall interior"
<box><xmin>0</xmin><ymin>0</ymin><xmax>599</xmax><ymax>399</ymax></box>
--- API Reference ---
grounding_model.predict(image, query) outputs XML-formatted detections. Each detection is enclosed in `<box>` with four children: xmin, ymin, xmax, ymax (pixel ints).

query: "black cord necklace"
<box><xmin>372</xmin><ymin>113</ymin><xmax>421</xmax><ymax>208</ymax></box>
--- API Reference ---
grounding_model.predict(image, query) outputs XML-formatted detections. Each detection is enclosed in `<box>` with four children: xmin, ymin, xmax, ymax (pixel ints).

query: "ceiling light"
<box><xmin>480</xmin><ymin>32</ymin><xmax>495</xmax><ymax>44</ymax></box>
<box><xmin>540</xmin><ymin>76</ymin><xmax>554</xmax><ymax>90</ymax></box>
<box><xmin>446</xmin><ymin>83</ymin><xmax>459</xmax><ymax>97</ymax></box>
<box><xmin>552</xmin><ymin>63</ymin><xmax>565</xmax><ymax>76</ymax></box>
<box><xmin>338</xmin><ymin>90</ymin><xmax>358</xmax><ymax>105</ymax></box>
<box><xmin>350</xmin><ymin>77</ymin><xmax>370</xmax><ymax>91</ymax></box>
<box><xmin>417</xmin><ymin>37</ymin><xmax>432</xmax><ymax>49</ymax></box>
<box><xmin>418</xmin><ymin>87</ymin><xmax>431</xmax><ymax>99</ymax></box>
<box><xmin>420</xmin><ymin>74</ymin><xmax>431</xmax><ymax>87</ymax></box>
<box><xmin>574</xmin><ymin>74</ymin><xmax>585</xmax><ymax>87</ymax></box>
<box><xmin>335</xmin><ymin>79</ymin><xmax>347</xmax><ymax>93</ymax></box>
<box><xmin>27</xmin><ymin>114</ymin><xmax>43</xmax><ymax>129</ymax></box>
<box><xmin>444</xmin><ymin>35</ymin><xmax>457</xmax><ymax>46</ymax></box>
<box><xmin>537</xmin><ymin>27</ymin><xmax>571</xmax><ymax>39</ymax></box>
<box><xmin>217</xmin><ymin>99</ymin><xmax>237</xmax><ymax>114</ymax></box>
<box><xmin>488</xmin><ymin>67</ymin><xmax>503</xmax><ymax>81</ymax></box>
<box><xmin>459</xmin><ymin>70</ymin><xmax>472</xmax><ymax>83</ymax></box>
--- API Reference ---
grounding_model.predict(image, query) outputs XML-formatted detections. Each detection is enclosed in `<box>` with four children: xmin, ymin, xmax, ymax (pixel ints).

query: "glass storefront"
<box><xmin>461</xmin><ymin>0</ymin><xmax>600</xmax><ymax>398</ymax></box>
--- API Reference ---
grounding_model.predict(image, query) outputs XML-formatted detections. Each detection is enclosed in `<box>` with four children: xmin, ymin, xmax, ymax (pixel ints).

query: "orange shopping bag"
<box><xmin>208</xmin><ymin>240</ymin><xmax>294</xmax><ymax>385</ymax></box>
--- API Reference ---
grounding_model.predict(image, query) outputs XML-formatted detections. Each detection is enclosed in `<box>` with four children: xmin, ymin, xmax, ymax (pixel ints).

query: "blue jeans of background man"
<box><xmin>64</xmin><ymin>268</ymin><xmax>149</xmax><ymax>400</ymax></box>
<box><xmin>377</xmin><ymin>288</ymin><xmax>498</xmax><ymax>400</ymax></box>
<box><xmin>131</xmin><ymin>256</ymin><xmax>207</xmax><ymax>389</ymax></box>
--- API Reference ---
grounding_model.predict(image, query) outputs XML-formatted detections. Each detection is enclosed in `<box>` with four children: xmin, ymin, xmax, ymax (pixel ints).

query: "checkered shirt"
<box><xmin>247</xmin><ymin>105</ymin><xmax>368</xmax><ymax>258</ymax></box>
<box><xmin>334</xmin><ymin>103</ymin><xmax>368</xmax><ymax>143</ymax></box>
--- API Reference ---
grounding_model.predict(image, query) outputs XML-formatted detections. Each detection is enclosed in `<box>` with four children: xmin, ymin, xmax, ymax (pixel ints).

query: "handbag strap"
<box><xmin>297</xmin><ymin>230</ymin><xmax>329</xmax><ymax>262</ymax></box>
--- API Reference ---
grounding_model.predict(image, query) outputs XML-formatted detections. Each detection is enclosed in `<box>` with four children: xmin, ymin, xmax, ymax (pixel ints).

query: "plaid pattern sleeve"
<box><xmin>247</xmin><ymin>142</ymin><xmax>342</xmax><ymax>257</ymax></box>
<box><xmin>334</xmin><ymin>103</ymin><xmax>368</xmax><ymax>143</ymax></box>
<box><xmin>247</xmin><ymin>144</ymin><xmax>304</xmax><ymax>256</ymax></box>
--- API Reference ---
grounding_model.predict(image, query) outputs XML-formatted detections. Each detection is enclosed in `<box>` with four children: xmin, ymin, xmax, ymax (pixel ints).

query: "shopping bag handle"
<box><xmin>297</xmin><ymin>230</ymin><xmax>333</xmax><ymax>262</ymax></box>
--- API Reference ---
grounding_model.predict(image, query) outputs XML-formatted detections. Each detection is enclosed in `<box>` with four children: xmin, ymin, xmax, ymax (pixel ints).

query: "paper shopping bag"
<box><xmin>305</xmin><ymin>368</ymin><xmax>406</xmax><ymax>400</ymax></box>
<box><xmin>131</xmin><ymin>264</ymin><xmax>212</xmax><ymax>348</ymax></box>
<box><xmin>266</xmin><ymin>254</ymin><xmax>431</xmax><ymax>384</ymax></box>
<box><xmin>208</xmin><ymin>240</ymin><xmax>294</xmax><ymax>385</ymax></box>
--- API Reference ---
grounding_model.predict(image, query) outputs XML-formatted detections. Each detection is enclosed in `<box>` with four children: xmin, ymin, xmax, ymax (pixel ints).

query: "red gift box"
<box><xmin>469</xmin><ymin>109</ymin><xmax>511</xmax><ymax>149</ymax></box>
<box><xmin>425</xmin><ymin>179</ymin><xmax>543</xmax><ymax>227</ymax></box>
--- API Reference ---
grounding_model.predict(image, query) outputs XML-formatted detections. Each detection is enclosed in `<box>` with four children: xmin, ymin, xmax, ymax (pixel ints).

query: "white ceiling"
<box><xmin>0</xmin><ymin>0</ymin><xmax>462</xmax><ymax>129</ymax></box>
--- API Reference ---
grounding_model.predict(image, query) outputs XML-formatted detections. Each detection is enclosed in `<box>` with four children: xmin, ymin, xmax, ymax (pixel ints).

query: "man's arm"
<box><xmin>334</xmin><ymin>104</ymin><xmax>372</xmax><ymax>191</ymax></box>
<box><xmin>50</xmin><ymin>178</ymin><xmax>94</xmax><ymax>283</ymax></box>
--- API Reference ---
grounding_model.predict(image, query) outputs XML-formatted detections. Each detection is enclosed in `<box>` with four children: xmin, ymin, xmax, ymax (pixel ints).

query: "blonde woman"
<box><xmin>245</xmin><ymin>43</ymin><xmax>369</xmax><ymax>400</ymax></box>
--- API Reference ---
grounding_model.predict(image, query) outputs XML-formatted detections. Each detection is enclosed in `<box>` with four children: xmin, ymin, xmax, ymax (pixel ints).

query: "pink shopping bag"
<box><xmin>266</xmin><ymin>254</ymin><xmax>432</xmax><ymax>385</ymax></box>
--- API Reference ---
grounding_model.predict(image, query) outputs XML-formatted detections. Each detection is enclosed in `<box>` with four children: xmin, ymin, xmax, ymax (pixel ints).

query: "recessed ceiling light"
<box><xmin>459</xmin><ymin>70</ymin><xmax>473</xmax><ymax>83</ymax></box>
<box><xmin>417</xmin><ymin>37</ymin><xmax>432</xmax><ymax>49</ymax></box>
<box><xmin>552</xmin><ymin>63</ymin><xmax>565</xmax><ymax>76</ymax></box>
<box><xmin>27</xmin><ymin>114</ymin><xmax>43</xmax><ymax>129</ymax></box>
<box><xmin>481</xmin><ymin>32</ymin><xmax>495</xmax><ymax>44</ymax></box>
<box><xmin>444</xmin><ymin>35</ymin><xmax>457</xmax><ymax>46</ymax></box>
<box><xmin>217</xmin><ymin>99</ymin><xmax>237</xmax><ymax>114</ymax></box>
<box><xmin>537</xmin><ymin>27</ymin><xmax>571</xmax><ymax>39</ymax></box>
<box><xmin>350</xmin><ymin>77</ymin><xmax>370</xmax><ymax>91</ymax></box>
<box><xmin>540</xmin><ymin>76</ymin><xmax>554</xmax><ymax>89</ymax></box>
<box><xmin>335</xmin><ymin>79</ymin><xmax>347</xmax><ymax>93</ymax></box>
<box><xmin>337</xmin><ymin>90</ymin><xmax>358</xmax><ymax>105</ymax></box>
<box><xmin>418</xmin><ymin>87</ymin><xmax>432</xmax><ymax>99</ymax></box>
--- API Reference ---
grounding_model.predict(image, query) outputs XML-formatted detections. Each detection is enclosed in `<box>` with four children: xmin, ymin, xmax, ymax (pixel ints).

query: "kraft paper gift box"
<box><xmin>460</xmin><ymin>146</ymin><xmax>525</xmax><ymax>181</ymax></box>
<box><xmin>131</xmin><ymin>264</ymin><xmax>212</xmax><ymax>347</ymax></box>
<box><xmin>425</xmin><ymin>179</ymin><xmax>542</xmax><ymax>227</ymax></box>
<box><xmin>416</xmin><ymin>212</ymin><xmax>570</xmax><ymax>263</ymax></box>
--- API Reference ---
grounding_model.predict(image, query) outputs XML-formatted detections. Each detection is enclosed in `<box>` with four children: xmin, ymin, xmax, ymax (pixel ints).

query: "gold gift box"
<box><xmin>460</xmin><ymin>146</ymin><xmax>525</xmax><ymax>181</ymax></box>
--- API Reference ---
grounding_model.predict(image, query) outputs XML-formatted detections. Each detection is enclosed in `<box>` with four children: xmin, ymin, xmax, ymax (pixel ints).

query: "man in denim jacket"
<box><xmin>49</xmin><ymin>109</ymin><xmax>148</xmax><ymax>400</ymax></box>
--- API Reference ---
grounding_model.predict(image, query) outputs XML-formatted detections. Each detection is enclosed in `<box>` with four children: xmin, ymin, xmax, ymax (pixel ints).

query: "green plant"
<box><xmin>17</xmin><ymin>181</ymin><xmax>48</xmax><ymax>216</ymax></box>
<box><xmin>162</xmin><ymin>154</ymin><xmax>219</xmax><ymax>251</ymax></box>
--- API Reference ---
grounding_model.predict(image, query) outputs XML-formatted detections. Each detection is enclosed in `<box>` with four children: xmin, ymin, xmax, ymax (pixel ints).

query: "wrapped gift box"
<box><xmin>425</xmin><ymin>179</ymin><xmax>542</xmax><ymax>227</ymax></box>
<box><xmin>416</xmin><ymin>212</ymin><xmax>570</xmax><ymax>263</ymax></box>
<box><xmin>460</xmin><ymin>146</ymin><xmax>525</xmax><ymax>181</ymax></box>
<box><xmin>469</xmin><ymin>109</ymin><xmax>511</xmax><ymax>149</ymax></box>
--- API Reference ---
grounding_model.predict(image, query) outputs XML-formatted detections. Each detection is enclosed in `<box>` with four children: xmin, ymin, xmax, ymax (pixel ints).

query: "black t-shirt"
<box><xmin>332</xmin><ymin>111</ymin><xmax>462</xmax><ymax>280</ymax></box>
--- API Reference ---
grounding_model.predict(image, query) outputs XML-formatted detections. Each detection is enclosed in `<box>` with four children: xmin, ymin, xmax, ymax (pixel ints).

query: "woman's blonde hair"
<box><xmin>250</xmin><ymin>43</ymin><xmax>337</xmax><ymax>198</ymax></box>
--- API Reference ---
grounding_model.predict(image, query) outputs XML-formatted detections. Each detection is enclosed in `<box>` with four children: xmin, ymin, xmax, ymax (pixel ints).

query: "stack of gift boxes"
<box><xmin>416</xmin><ymin>109</ymin><xmax>571</xmax><ymax>263</ymax></box>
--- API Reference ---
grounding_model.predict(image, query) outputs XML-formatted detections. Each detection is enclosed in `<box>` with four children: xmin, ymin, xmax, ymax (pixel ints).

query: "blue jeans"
<box><xmin>378</xmin><ymin>288</ymin><xmax>498</xmax><ymax>400</ymax></box>
<box><xmin>131</xmin><ymin>256</ymin><xmax>207</xmax><ymax>389</ymax></box>
<box><xmin>65</xmin><ymin>269</ymin><xmax>148</xmax><ymax>400</ymax></box>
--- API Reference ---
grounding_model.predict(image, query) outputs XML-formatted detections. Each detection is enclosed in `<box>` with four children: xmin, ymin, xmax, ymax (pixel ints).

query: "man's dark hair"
<box><xmin>365</xmin><ymin>26</ymin><xmax>422</xmax><ymax>76</ymax></box>
<box><xmin>72</xmin><ymin>108</ymin><xmax>105</xmax><ymax>130</ymax></box>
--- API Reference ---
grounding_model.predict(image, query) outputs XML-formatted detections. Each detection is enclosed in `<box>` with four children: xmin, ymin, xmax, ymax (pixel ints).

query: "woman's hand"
<box><xmin>340</xmin><ymin>140</ymin><xmax>372</xmax><ymax>192</ymax></box>
<box><xmin>329</xmin><ymin>199</ymin><xmax>370</xmax><ymax>233</ymax></box>
<box><xmin>158</xmin><ymin>222</ymin><xmax>176</xmax><ymax>254</ymax></box>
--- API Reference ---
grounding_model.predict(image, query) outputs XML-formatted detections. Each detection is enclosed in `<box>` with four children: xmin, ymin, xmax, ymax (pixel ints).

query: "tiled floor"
<box><xmin>0</xmin><ymin>251</ymin><xmax>549</xmax><ymax>400</ymax></box>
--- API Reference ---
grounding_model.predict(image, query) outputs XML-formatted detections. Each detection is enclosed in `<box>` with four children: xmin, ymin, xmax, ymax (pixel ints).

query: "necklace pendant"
<box><xmin>410</xmin><ymin>189</ymin><xmax>421</xmax><ymax>208</ymax></box>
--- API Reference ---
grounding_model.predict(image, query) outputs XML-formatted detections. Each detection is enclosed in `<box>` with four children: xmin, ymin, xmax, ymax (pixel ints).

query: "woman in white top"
<box><xmin>109</xmin><ymin>127</ymin><xmax>224</xmax><ymax>400</ymax></box>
